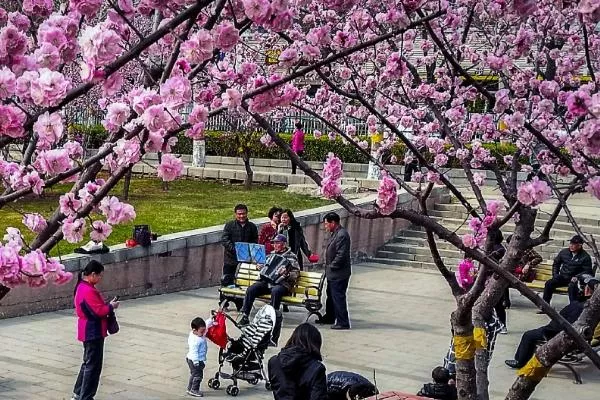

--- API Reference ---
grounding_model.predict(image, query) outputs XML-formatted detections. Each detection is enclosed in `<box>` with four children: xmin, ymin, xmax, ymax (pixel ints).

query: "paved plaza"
<box><xmin>0</xmin><ymin>265</ymin><xmax>598</xmax><ymax>400</ymax></box>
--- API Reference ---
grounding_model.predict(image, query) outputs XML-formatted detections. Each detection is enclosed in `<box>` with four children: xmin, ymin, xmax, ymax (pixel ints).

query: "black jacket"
<box><xmin>279</xmin><ymin>223</ymin><xmax>311</xmax><ymax>260</ymax></box>
<box><xmin>552</xmin><ymin>248</ymin><xmax>593</xmax><ymax>278</ymax></box>
<box><xmin>221</xmin><ymin>220</ymin><xmax>258</xmax><ymax>267</ymax></box>
<box><xmin>543</xmin><ymin>300</ymin><xmax>584</xmax><ymax>339</ymax></box>
<box><xmin>417</xmin><ymin>383</ymin><xmax>457</xmax><ymax>400</ymax></box>
<box><xmin>325</xmin><ymin>226</ymin><xmax>352</xmax><ymax>281</ymax></box>
<box><xmin>268</xmin><ymin>346</ymin><xmax>327</xmax><ymax>400</ymax></box>
<box><xmin>326</xmin><ymin>371</ymin><xmax>377</xmax><ymax>400</ymax></box>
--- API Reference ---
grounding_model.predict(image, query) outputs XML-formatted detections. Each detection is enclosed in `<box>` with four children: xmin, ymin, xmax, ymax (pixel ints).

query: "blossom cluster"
<box><xmin>462</xmin><ymin>200</ymin><xmax>503</xmax><ymax>249</ymax></box>
<box><xmin>376</xmin><ymin>172</ymin><xmax>399</xmax><ymax>215</ymax></box>
<box><xmin>320</xmin><ymin>152</ymin><xmax>343</xmax><ymax>199</ymax></box>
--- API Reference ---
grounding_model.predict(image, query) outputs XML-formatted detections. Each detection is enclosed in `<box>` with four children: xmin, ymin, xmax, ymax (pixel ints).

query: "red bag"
<box><xmin>206</xmin><ymin>311</ymin><xmax>228</xmax><ymax>349</ymax></box>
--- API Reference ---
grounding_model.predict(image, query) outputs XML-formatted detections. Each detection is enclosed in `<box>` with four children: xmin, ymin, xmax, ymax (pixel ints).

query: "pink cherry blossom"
<box><xmin>181</xmin><ymin>30</ymin><xmax>215</xmax><ymax>64</ymax></box>
<box><xmin>23</xmin><ymin>171</ymin><xmax>45</xmax><ymax>195</ymax></box>
<box><xmin>376</xmin><ymin>173</ymin><xmax>399</xmax><ymax>215</ymax></box>
<box><xmin>59</xmin><ymin>192</ymin><xmax>82</xmax><ymax>216</ymax></box>
<box><xmin>21</xmin><ymin>250</ymin><xmax>49</xmax><ymax>288</ymax></box>
<box><xmin>0</xmin><ymin>105</ymin><xmax>27</xmax><ymax>138</ymax></box>
<box><xmin>64</xmin><ymin>141</ymin><xmax>84</xmax><ymax>160</ymax></box>
<box><xmin>0</xmin><ymin>25</ymin><xmax>28</xmax><ymax>58</ymax></box>
<box><xmin>243</xmin><ymin>0</ymin><xmax>272</xmax><ymax>24</ymax></box>
<box><xmin>22</xmin><ymin>213</ymin><xmax>48</xmax><ymax>234</ymax></box>
<box><xmin>99</xmin><ymin>196</ymin><xmax>136</xmax><ymax>224</ymax></box>
<box><xmin>186</xmin><ymin>123</ymin><xmax>206</xmax><ymax>140</ymax></box>
<box><xmin>102</xmin><ymin>102</ymin><xmax>131</xmax><ymax>133</ymax></box>
<box><xmin>214</xmin><ymin>21</ymin><xmax>239</xmax><ymax>51</ymax></box>
<box><xmin>586</xmin><ymin>177</ymin><xmax>600</xmax><ymax>200</ymax></box>
<box><xmin>160</xmin><ymin>75</ymin><xmax>192</xmax><ymax>108</ymax></box>
<box><xmin>320</xmin><ymin>153</ymin><xmax>343</xmax><ymax>199</ymax></box>
<box><xmin>142</xmin><ymin>105</ymin><xmax>168</xmax><ymax>132</ymax></box>
<box><xmin>0</xmin><ymin>67</ymin><xmax>16</xmax><ymax>99</ymax></box>
<box><xmin>43</xmin><ymin>258</ymin><xmax>72</xmax><ymax>285</ymax></box>
<box><xmin>513</xmin><ymin>0</ymin><xmax>538</xmax><ymax>16</ymax></box>
<box><xmin>34</xmin><ymin>43</ymin><xmax>61</xmax><ymax>70</ymax></box>
<box><xmin>62</xmin><ymin>217</ymin><xmax>86</xmax><ymax>243</ymax></box>
<box><xmin>157</xmin><ymin>154</ymin><xmax>184</xmax><ymax>182</ymax></box>
<box><xmin>102</xmin><ymin>72</ymin><xmax>124</xmax><ymax>97</ymax></box>
<box><xmin>565</xmin><ymin>90</ymin><xmax>591</xmax><ymax>117</ymax></box>
<box><xmin>189</xmin><ymin>105</ymin><xmax>209</xmax><ymax>125</ymax></box>
<box><xmin>79</xmin><ymin>25</ymin><xmax>123</xmax><ymax>66</ymax></box>
<box><xmin>69</xmin><ymin>0</ymin><xmax>102</xmax><ymax>19</ymax></box>
<box><xmin>90</xmin><ymin>220</ymin><xmax>113</xmax><ymax>242</ymax></box>
<box><xmin>222</xmin><ymin>88</ymin><xmax>242</xmax><ymax>109</ymax></box>
<box><xmin>29</xmin><ymin>68</ymin><xmax>72</xmax><ymax>107</ymax></box>
<box><xmin>517</xmin><ymin>178</ymin><xmax>551</xmax><ymax>206</ymax></box>
<box><xmin>455</xmin><ymin>259</ymin><xmax>477</xmax><ymax>289</ymax></box>
<box><xmin>35</xmin><ymin>149</ymin><xmax>72</xmax><ymax>175</ymax></box>
<box><xmin>473</xmin><ymin>172</ymin><xmax>486</xmax><ymax>187</ymax></box>
<box><xmin>33</xmin><ymin>112</ymin><xmax>64</xmax><ymax>148</ymax></box>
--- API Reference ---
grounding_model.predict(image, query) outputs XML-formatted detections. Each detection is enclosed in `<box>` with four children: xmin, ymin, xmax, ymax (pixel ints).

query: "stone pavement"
<box><xmin>0</xmin><ymin>265</ymin><xmax>598</xmax><ymax>400</ymax></box>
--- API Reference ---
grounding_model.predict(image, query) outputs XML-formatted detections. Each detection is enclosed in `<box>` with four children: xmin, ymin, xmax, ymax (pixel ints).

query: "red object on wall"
<box><xmin>125</xmin><ymin>239</ymin><xmax>137</xmax><ymax>248</ymax></box>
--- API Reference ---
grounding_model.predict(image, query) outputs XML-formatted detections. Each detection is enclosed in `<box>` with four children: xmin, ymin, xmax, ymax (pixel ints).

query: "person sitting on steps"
<box><xmin>540</xmin><ymin>235</ymin><xmax>593</xmax><ymax>312</ymax></box>
<box><xmin>505</xmin><ymin>277</ymin><xmax>599</xmax><ymax>369</ymax></box>
<box><xmin>239</xmin><ymin>234</ymin><xmax>300</xmax><ymax>326</ymax></box>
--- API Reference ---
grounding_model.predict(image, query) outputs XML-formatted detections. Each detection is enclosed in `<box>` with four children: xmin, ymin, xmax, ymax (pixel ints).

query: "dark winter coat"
<box><xmin>325</xmin><ymin>226</ymin><xmax>352</xmax><ymax>281</ymax></box>
<box><xmin>552</xmin><ymin>248</ymin><xmax>593</xmax><ymax>278</ymax></box>
<box><xmin>417</xmin><ymin>382</ymin><xmax>457</xmax><ymax>400</ymax></box>
<box><xmin>221</xmin><ymin>220</ymin><xmax>258</xmax><ymax>267</ymax></box>
<box><xmin>268</xmin><ymin>346</ymin><xmax>328</xmax><ymax>400</ymax></box>
<box><xmin>326</xmin><ymin>371</ymin><xmax>378</xmax><ymax>400</ymax></box>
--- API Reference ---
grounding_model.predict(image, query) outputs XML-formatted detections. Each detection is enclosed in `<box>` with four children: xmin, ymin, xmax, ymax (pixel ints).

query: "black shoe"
<box><xmin>330</xmin><ymin>325</ymin><xmax>350</xmax><ymax>330</ymax></box>
<box><xmin>315</xmin><ymin>319</ymin><xmax>335</xmax><ymax>325</ymax></box>
<box><xmin>505</xmin><ymin>360</ymin><xmax>522</xmax><ymax>369</ymax></box>
<box><xmin>239</xmin><ymin>315</ymin><xmax>250</xmax><ymax>326</ymax></box>
<box><xmin>536</xmin><ymin>310</ymin><xmax>546</xmax><ymax>314</ymax></box>
<box><xmin>282</xmin><ymin>305</ymin><xmax>289</xmax><ymax>313</ymax></box>
<box><xmin>503</xmin><ymin>301</ymin><xmax>511</xmax><ymax>309</ymax></box>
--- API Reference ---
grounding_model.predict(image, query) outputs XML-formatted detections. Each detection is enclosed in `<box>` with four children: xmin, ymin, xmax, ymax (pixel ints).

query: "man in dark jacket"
<box><xmin>542</xmin><ymin>235</ymin><xmax>593</xmax><ymax>307</ymax></box>
<box><xmin>505</xmin><ymin>277</ymin><xmax>599</xmax><ymax>369</ymax></box>
<box><xmin>327</xmin><ymin>371</ymin><xmax>378</xmax><ymax>400</ymax></box>
<box><xmin>319</xmin><ymin>212</ymin><xmax>352</xmax><ymax>330</ymax></box>
<box><xmin>239</xmin><ymin>235</ymin><xmax>300</xmax><ymax>326</ymax></box>
<box><xmin>221</xmin><ymin>204</ymin><xmax>258</xmax><ymax>287</ymax></box>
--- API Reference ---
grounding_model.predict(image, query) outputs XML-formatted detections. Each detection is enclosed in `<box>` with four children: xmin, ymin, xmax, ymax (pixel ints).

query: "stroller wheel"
<box><xmin>248</xmin><ymin>378</ymin><xmax>259</xmax><ymax>385</ymax></box>
<box><xmin>208</xmin><ymin>378</ymin><xmax>220</xmax><ymax>389</ymax></box>
<box><xmin>226</xmin><ymin>385</ymin><xmax>239</xmax><ymax>396</ymax></box>
<box><xmin>265</xmin><ymin>381</ymin><xmax>272</xmax><ymax>391</ymax></box>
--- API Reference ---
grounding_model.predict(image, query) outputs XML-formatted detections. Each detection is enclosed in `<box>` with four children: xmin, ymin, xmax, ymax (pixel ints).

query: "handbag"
<box><xmin>107</xmin><ymin>310</ymin><xmax>120</xmax><ymax>335</ymax></box>
<box><xmin>133</xmin><ymin>225</ymin><xmax>152</xmax><ymax>247</ymax></box>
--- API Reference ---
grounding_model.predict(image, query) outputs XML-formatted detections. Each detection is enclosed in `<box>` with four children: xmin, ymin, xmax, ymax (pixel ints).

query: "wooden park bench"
<box><xmin>525</xmin><ymin>259</ymin><xmax>598</xmax><ymax>294</ymax></box>
<box><xmin>219</xmin><ymin>263</ymin><xmax>326</xmax><ymax>321</ymax></box>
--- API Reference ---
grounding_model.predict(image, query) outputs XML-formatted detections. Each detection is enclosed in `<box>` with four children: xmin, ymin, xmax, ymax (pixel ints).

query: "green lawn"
<box><xmin>0</xmin><ymin>179</ymin><xmax>332</xmax><ymax>256</ymax></box>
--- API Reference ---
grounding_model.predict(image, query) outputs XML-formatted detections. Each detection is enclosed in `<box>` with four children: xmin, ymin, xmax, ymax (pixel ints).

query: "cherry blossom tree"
<box><xmin>1</xmin><ymin>1</ymin><xmax>600</xmax><ymax>399</ymax></box>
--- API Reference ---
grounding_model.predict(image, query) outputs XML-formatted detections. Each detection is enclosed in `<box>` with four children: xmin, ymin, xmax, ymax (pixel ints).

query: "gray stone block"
<box><xmin>203</xmin><ymin>168</ymin><xmax>220</xmax><ymax>179</ymax></box>
<box><xmin>253</xmin><ymin>172</ymin><xmax>271</xmax><ymax>183</ymax></box>
<box><xmin>187</xmin><ymin>234</ymin><xmax>207</xmax><ymax>248</ymax></box>
<box><xmin>219</xmin><ymin>169</ymin><xmax>236</xmax><ymax>180</ymax></box>
<box><xmin>271</xmin><ymin>159</ymin><xmax>290</xmax><ymax>168</ymax></box>
<box><xmin>221</xmin><ymin>156</ymin><xmax>238</xmax><ymax>165</ymax></box>
<box><xmin>167</xmin><ymin>238</ymin><xmax>188</xmax><ymax>252</ymax></box>
<box><xmin>189</xmin><ymin>167</ymin><xmax>203</xmax><ymax>178</ymax></box>
<box><xmin>269</xmin><ymin>173</ymin><xmax>289</xmax><ymax>185</ymax></box>
<box><xmin>253</xmin><ymin>158</ymin><xmax>271</xmax><ymax>167</ymax></box>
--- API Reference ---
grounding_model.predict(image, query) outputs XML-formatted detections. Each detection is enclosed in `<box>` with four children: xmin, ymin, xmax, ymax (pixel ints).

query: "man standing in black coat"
<box><xmin>505</xmin><ymin>277</ymin><xmax>599</xmax><ymax>369</ymax></box>
<box><xmin>319</xmin><ymin>212</ymin><xmax>352</xmax><ymax>330</ymax></box>
<box><xmin>542</xmin><ymin>235</ymin><xmax>593</xmax><ymax>307</ymax></box>
<box><xmin>221</xmin><ymin>203</ymin><xmax>258</xmax><ymax>291</ymax></box>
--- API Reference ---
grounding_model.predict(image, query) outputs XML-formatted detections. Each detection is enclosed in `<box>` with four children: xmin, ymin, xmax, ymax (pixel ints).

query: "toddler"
<box><xmin>186</xmin><ymin>317</ymin><xmax>207</xmax><ymax>397</ymax></box>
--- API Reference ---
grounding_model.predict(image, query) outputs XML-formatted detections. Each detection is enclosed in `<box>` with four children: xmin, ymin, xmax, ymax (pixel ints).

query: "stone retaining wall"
<box><xmin>0</xmin><ymin>188</ymin><xmax>450</xmax><ymax>319</ymax></box>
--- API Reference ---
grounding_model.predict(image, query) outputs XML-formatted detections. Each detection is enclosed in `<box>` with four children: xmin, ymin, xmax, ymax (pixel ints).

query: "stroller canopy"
<box><xmin>241</xmin><ymin>304</ymin><xmax>276</xmax><ymax>350</ymax></box>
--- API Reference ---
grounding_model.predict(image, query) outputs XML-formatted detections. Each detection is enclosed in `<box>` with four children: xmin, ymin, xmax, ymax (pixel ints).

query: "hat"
<box><xmin>583</xmin><ymin>276</ymin><xmax>600</xmax><ymax>288</ymax></box>
<box><xmin>570</xmin><ymin>235</ymin><xmax>584</xmax><ymax>244</ymax></box>
<box><xmin>272</xmin><ymin>234</ymin><xmax>287</xmax><ymax>243</ymax></box>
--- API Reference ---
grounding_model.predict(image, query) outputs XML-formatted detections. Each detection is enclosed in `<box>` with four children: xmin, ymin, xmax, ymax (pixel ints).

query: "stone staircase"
<box><xmin>365</xmin><ymin>197</ymin><xmax>600</xmax><ymax>271</ymax></box>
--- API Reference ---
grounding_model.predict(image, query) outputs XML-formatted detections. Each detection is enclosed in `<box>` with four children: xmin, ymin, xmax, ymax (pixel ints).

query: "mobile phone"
<box><xmin>113</xmin><ymin>296</ymin><xmax>120</xmax><ymax>302</ymax></box>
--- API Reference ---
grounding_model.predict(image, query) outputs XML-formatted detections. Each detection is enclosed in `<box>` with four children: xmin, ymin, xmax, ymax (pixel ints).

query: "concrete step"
<box><xmin>412</xmin><ymin>222</ymin><xmax>582</xmax><ymax>240</ymax></box>
<box><xmin>428</xmin><ymin>209</ymin><xmax>600</xmax><ymax>228</ymax></box>
<box><xmin>367</xmin><ymin>257</ymin><xmax>453</xmax><ymax>270</ymax></box>
<box><xmin>374</xmin><ymin>250</ymin><xmax>463</xmax><ymax>265</ymax></box>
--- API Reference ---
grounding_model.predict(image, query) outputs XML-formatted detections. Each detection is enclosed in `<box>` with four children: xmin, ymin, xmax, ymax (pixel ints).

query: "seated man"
<box><xmin>239</xmin><ymin>234</ymin><xmax>300</xmax><ymax>326</ymax></box>
<box><xmin>542</xmin><ymin>235</ymin><xmax>593</xmax><ymax>308</ymax></box>
<box><xmin>505</xmin><ymin>277</ymin><xmax>599</xmax><ymax>369</ymax></box>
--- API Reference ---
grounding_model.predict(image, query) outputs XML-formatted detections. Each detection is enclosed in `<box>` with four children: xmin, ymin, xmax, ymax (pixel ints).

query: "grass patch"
<box><xmin>0</xmin><ymin>178</ymin><xmax>332</xmax><ymax>256</ymax></box>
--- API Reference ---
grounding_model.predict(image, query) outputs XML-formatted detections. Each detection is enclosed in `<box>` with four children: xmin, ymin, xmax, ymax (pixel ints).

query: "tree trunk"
<box><xmin>192</xmin><ymin>139</ymin><xmax>206</xmax><ymax>167</ymax></box>
<box><xmin>451</xmin><ymin>307</ymin><xmax>478</xmax><ymax>400</ymax></box>
<box><xmin>158</xmin><ymin>152</ymin><xmax>169</xmax><ymax>191</ymax></box>
<box><xmin>242</xmin><ymin>151</ymin><xmax>253</xmax><ymax>190</ymax></box>
<box><xmin>122</xmin><ymin>169</ymin><xmax>132</xmax><ymax>200</ymax></box>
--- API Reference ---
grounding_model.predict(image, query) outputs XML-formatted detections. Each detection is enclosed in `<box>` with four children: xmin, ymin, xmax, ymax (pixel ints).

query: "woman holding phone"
<box><xmin>71</xmin><ymin>260</ymin><xmax>119</xmax><ymax>400</ymax></box>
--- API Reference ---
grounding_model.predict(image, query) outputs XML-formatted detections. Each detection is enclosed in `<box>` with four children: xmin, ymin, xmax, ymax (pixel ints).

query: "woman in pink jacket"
<box><xmin>291</xmin><ymin>122</ymin><xmax>305</xmax><ymax>174</ymax></box>
<box><xmin>71</xmin><ymin>260</ymin><xmax>119</xmax><ymax>400</ymax></box>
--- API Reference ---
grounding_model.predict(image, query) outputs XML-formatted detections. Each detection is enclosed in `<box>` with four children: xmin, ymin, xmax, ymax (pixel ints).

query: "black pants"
<box><xmin>74</xmin><ymin>338</ymin><xmax>105</xmax><ymax>400</ymax></box>
<box><xmin>324</xmin><ymin>278</ymin><xmax>350</xmax><ymax>328</ymax></box>
<box><xmin>404</xmin><ymin>160</ymin><xmax>419</xmax><ymax>181</ymax></box>
<box><xmin>495</xmin><ymin>301</ymin><xmax>507</xmax><ymax>328</ymax></box>
<box><xmin>186</xmin><ymin>359</ymin><xmax>205</xmax><ymax>392</ymax></box>
<box><xmin>291</xmin><ymin>150</ymin><xmax>304</xmax><ymax>174</ymax></box>
<box><xmin>241</xmin><ymin>281</ymin><xmax>288</xmax><ymax>315</ymax></box>
<box><xmin>514</xmin><ymin>327</ymin><xmax>546</xmax><ymax>366</ymax></box>
<box><xmin>542</xmin><ymin>275</ymin><xmax>572</xmax><ymax>304</ymax></box>
<box><xmin>220</xmin><ymin>264</ymin><xmax>243</xmax><ymax>310</ymax></box>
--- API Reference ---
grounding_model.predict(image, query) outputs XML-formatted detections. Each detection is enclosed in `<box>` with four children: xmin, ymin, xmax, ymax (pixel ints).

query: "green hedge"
<box><xmin>68</xmin><ymin>124</ymin><xmax>522</xmax><ymax>168</ymax></box>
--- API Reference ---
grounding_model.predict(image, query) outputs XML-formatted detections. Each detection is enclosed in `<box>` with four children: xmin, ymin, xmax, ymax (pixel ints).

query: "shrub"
<box><xmin>68</xmin><ymin>125</ymin><xmax>523</xmax><ymax>168</ymax></box>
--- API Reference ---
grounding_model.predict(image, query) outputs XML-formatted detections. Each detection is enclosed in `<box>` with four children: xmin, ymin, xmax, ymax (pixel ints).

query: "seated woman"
<box><xmin>239</xmin><ymin>234</ymin><xmax>300</xmax><ymax>326</ymax></box>
<box><xmin>268</xmin><ymin>323</ymin><xmax>327</xmax><ymax>400</ymax></box>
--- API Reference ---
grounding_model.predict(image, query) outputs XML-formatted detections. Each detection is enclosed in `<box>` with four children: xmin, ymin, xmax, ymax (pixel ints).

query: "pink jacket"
<box><xmin>74</xmin><ymin>281</ymin><xmax>112</xmax><ymax>342</ymax></box>
<box><xmin>291</xmin><ymin>129</ymin><xmax>305</xmax><ymax>153</ymax></box>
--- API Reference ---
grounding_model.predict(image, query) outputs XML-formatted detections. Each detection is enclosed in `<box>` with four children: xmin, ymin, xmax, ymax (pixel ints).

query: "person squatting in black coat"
<box><xmin>326</xmin><ymin>371</ymin><xmax>378</xmax><ymax>400</ymax></box>
<box><xmin>417</xmin><ymin>366</ymin><xmax>457</xmax><ymax>400</ymax></box>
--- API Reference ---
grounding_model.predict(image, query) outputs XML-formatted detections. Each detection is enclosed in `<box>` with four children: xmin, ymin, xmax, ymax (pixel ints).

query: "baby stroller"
<box><xmin>206</xmin><ymin>304</ymin><xmax>275</xmax><ymax>396</ymax></box>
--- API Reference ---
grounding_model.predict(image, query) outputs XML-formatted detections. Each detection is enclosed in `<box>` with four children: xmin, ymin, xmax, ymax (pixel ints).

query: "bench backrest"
<box><xmin>235</xmin><ymin>263</ymin><xmax>325</xmax><ymax>299</ymax></box>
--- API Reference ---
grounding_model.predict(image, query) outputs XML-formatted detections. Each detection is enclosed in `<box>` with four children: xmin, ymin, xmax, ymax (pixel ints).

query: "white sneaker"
<box><xmin>500</xmin><ymin>327</ymin><xmax>508</xmax><ymax>334</ymax></box>
<box><xmin>187</xmin><ymin>389</ymin><xmax>204</xmax><ymax>397</ymax></box>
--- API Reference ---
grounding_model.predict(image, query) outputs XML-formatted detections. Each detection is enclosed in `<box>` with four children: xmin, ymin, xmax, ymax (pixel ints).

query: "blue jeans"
<box><xmin>326</xmin><ymin>278</ymin><xmax>350</xmax><ymax>328</ymax></box>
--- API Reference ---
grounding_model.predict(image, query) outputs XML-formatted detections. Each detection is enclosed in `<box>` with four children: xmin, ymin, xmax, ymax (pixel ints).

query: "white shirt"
<box><xmin>186</xmin><ymin>332</ymin><xmax>207</xmax><ymax>362</ymax></box>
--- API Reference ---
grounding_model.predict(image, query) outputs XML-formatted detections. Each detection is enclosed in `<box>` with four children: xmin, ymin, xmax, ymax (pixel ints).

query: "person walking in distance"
<box><xmin>71</xmin><ymin>261</ymin><xmax>119</xmax><ymax>400</ymax></box>
<box><xmin>290</xmin><ymin>121</ymin><xmax>305</xmax><ymax>175</ymax></box>
<box><xmin>319</xmin><ymin>212</ymin><xmax>352</xmax><ymax>330</ymax></box>
<box><xmin>221</xmin><ymin>204</ymin><xmax>258</xmax><ymax>309</ymax></box>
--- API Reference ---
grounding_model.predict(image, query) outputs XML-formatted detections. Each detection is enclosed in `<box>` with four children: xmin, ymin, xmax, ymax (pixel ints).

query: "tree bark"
<box><xmin>242</xmin><ymin>151</ymin><xmax>253</xmax><ymax>190</ymax></box>
<box><xmin>122</xmin><ymin>169</ymin><xmax>132</xmax><ymax>200</ymax></box>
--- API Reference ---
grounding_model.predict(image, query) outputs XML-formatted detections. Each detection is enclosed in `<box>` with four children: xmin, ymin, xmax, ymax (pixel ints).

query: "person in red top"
<box><xmin>290</xmin><ymin>121</ymin><xmax>305</xmax><ymax>174</ymax></box>
<box><xmin>258</xmin><ymin>206</ymin><xmax>282</xmax><ymax>254</ymax></box>
<box><xmin>71</xmin><ymin>260</ymin><xmax>119</xmax><ymax>400</ymax></box>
